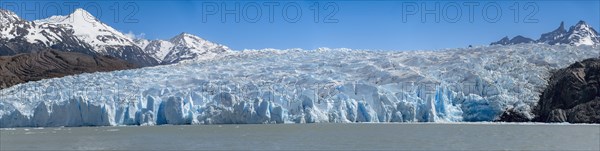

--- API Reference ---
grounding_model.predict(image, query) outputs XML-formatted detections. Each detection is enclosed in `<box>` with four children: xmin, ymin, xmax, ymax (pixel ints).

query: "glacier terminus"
<box><xmin>1</xmin><ymin>44</ymin><xmax>598</xmax><ymax>127</ymax></box>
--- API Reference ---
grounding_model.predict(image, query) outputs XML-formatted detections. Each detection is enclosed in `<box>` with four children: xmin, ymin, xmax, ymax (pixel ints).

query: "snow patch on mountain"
<box><xmin>139</xmin><ymin>40</ymin><xmax>174</xmax><ymax>62</ymax></box>
<box><xmin>0</xmin><ymin>8</ymin><xmax>202</xmax><ymax>66</ymax></box>
<box><xmin>33</xmin><ymin>8</ymin><xmax>137</xmax><ymax>52</ymax></box>
<box><xmin>135</xmin><ymin>33</ymin><xmax>231</xmax><ymax>64</ymax></box>
<box><xmin>493</xmin><ymin>21</ymin><xmax>599</xmax><ymax>46</ymax></box>
<box><xmin>133</xmin><ymin>39</ymin><xmax>150</xmax><ymax>50</ymax></box>
<box><xmin>2</xmin><ymin>7</ymin><xmax>231</xmax><ymax>66</ymax></box>
<box><xmin>1</xmin><ymin>9</ymin><xmax>23</xmax><ymax>39</ymax></box>
<box><xmin>0</xmin><ymin>10</ymin><xmax>64</xmax><ymax>46</ymax></box>
<box><xmin>565</xmin><ymin>21</ymin><xmax>599</xmax><ymax>46</ymax></box>
<box><xmin>0</xmin><ymin>9</ymin><xmax>20</xmax><ymax>25</ymax></box>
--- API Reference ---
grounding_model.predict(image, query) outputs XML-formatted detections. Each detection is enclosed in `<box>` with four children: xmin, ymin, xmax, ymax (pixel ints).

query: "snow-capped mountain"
<box><xmin>138</xmin><ymin>39</ymin><xmax>173</xmax><ymax>62</ymax></box>
<box><xmin>554</xmin><ymin>21</ymin><xmax>599</xmax><ymax>46</ymax></box>
<box><xmin>34</xmin><ymin>8</ymin><xmax>140</xmax><ymax>53</ymax></box>
<box><xmin>0</xmin><ymin>8</ymin><xmax>157</xmax><ymax>66</ymax></box>
<box><xmin>2</xmin><ymin>8</ymin><xmax>230</xmax><ymax>66</ymax></box>
<box><xmin>136</xmin><ymin>33</ymin><xmax>231</xmax><ymax>64</ymax></box>
<box><xmin>491</xmin><ymin>21</ymin><xmax>599</xmax><ymax>46</ymax></box>
<box><xmin>0</xmin><ymin>8</ymin><xmax>20</xmax><ymax>25</ymax></box>
<box><xmin>1</xmin><ymin>9</ymin><xmax>84</xmax><ymax>55</ymax></box>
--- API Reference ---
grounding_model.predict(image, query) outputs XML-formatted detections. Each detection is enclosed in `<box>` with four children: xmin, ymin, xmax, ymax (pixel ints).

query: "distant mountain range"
<box><xmin>491</xmin><ymin>21</ymin><xmax>600</xmax><ymax>46</ymax></box>
<box><xmin>2</xmin><ymin>8</ymin><xmax>597</xmax><ymax>67</ymax></box>
<box><xmin>0</xmin><ymin>8</ymin><xmax>230</xmax><ymax>66</ymax></box>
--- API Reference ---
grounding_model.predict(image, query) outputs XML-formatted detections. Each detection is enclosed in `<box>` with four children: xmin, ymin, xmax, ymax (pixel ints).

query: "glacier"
<box><xmin>0</xmin><ymin>44</ymin><xmax>599</xmax><ymax>127</ymax></box>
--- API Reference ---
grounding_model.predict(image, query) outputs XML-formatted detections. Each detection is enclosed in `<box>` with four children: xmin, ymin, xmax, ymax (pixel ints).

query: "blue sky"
<box><xmin>2</xmin><ymin>0</ymin><xmax>599</xmax><ymax>51</ymax></box>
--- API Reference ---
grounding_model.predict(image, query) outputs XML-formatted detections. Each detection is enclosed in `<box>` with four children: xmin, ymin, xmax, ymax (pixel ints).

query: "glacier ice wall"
<box><xmin>0</xmin><ymin>44</ymin><xmax>598</xmax><ymax>127</ymax></box>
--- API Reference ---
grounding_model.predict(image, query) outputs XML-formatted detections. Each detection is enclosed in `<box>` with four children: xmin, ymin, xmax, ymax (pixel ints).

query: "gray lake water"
<box><xmin>1</xmin><ymin>123</ymin><xmax>599</xmax><ymax>150</ymax></box>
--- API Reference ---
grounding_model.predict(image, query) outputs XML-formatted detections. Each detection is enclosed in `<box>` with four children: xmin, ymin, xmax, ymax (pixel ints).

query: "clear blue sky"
<box><xmin>2</xmin><ymin>0</ymin><xmax>599</xmax><ymax>51</ymax></box>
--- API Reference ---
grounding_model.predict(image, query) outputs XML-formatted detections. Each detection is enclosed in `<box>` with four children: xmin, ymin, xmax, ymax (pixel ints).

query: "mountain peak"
<box><xmin>537</xmin><ymin>21</ymin><xmax>570</xmax><ymax>44</ymax></box>
<box><xmin>170</xmin><ymin>32</ymin><xmax>206</xmax><ymax>44</ymax></box>
<box><xmin>491</xmin><ymin>35</ymin><xmax>534</xmax><ymax>45</ymax></box>
<box><xmin>558</xmin><ymin>21</ymin><xmax>565</xmax><ymax>31</ymax></box>
<box><xmin>0</xmin><ymin>9</ymin><xmax>21</xmax><ymax>24</ymax></box>
<box><xmin>494</xmin><ymin>20</ymin><xmax>599</xmax><ymax>46</ymax></box>
<box><xmin>534</xmin><ymin>20</ymin><xmax>599</xmax><ymax>46</ymax></box>
<box><xmin>34</xmin><ymin>8</ymin><xmax>99</xmax><ymax>24</ymax></box>
<box><xmin>572</xmin><ymin>20</ymin><xmax>592</xmax><ymax>30</ymax></box>
<box><xmin>32</xmin><ymin>7</ymin><xmax>141</xmax><ymax>53</ymax></box>
<box><xmin>175</xmin><ymin>32</ymin><xmax>202</xmax><ymax>39</ymax></box>
<box><xmin>0</xmin><ymin>8</ymin><xmax>17</xmax><ymax>18</ymax></box>
<box><xmin>564</xmin><ymin>20</ymin><xmax>599</xmax><ymax>46</ymax></box>
<box><xmin>74</xmin><ymin>8</ymin><xmax>90</xmax><ymax>14</ymax></box>
<box><xmin>1</xmin><ymin>7</ymin><xmax>228</xmax><ymax>66</ymax></box>
<box><xmin>66</xmin><ymin>8</ymin><xmax>98</xmax><ymax>22</ymax></box>
<box><xmin>554</xmin><ymin>21</ymin><xmax>567</xmax><ymax>32</ymax></box>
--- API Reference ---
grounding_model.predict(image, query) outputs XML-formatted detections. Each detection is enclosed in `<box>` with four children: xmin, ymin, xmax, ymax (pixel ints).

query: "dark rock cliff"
<box><xmin>533</xmin><ymin>58</ymin><xmax>600</xmax><ymax>123</ymax></box>
<box><xmin>0</xmin><ymin>50</ymin><xmax>136</xmax><ymax>89</ymax></box>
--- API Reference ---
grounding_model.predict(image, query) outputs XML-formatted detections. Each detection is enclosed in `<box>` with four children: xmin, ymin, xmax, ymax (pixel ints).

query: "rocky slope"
<box><xmin>532</xmin><ymin>58</ymin><xmax>600</xmax><ymax>123</ymax></box>
<box><xmin>0</xmin><ymin>50</ymin><xmax>136</xmax><ymax>89</ymax></box>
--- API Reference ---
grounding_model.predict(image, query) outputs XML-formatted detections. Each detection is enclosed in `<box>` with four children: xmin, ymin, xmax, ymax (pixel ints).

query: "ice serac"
<box><xmin>23</xmin><ymin>97</ymin><xmax>114</xmax><ymax>127</ymax></box>
<box><xmin>0</xmin><ymin>44</ymin><xmax>599</xmax><ymax>127</ymax></box>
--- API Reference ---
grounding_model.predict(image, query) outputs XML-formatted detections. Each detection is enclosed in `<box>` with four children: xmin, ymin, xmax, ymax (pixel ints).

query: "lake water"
<box><xmin>1</xmin><ymin>123</ymin><xmax>599</xmax><ymax>150</ymax></box>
